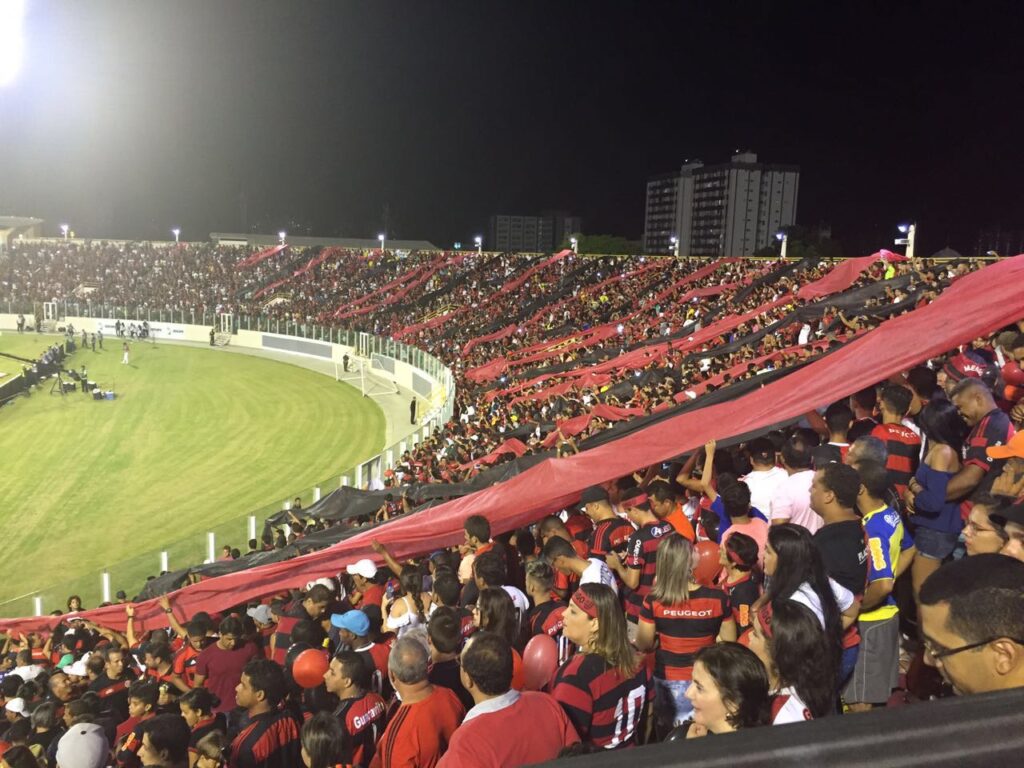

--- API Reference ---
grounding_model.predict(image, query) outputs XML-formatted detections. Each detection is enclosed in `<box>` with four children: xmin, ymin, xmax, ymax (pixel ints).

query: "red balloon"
<box><xmin>522</xmin><ymin>634</ymin><xmax>558</xmax><ymax>691</ymax></box>
<box><xmin>292</xmin><ymin>648</ymin><xmax>330</xmax><ymax>689</ymax></box>
<box><xmin>691</xmin><ymin>540</ymin><xmax>721</xmax><ymax>586</ymax></box>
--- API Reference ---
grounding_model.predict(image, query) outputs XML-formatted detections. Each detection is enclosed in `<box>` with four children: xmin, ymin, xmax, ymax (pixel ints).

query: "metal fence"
<box><xmin>0</xmin><ymin>303</ymin><xmax>455</xmax><ymax>618</ymax></box>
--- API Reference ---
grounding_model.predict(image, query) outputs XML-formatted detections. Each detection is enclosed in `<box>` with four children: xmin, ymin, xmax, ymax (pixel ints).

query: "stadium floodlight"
<box><xmin>0</xmin><ymin>0</ymin><xmax>26</xmax><ymax>88</ymax></box>
<box><xmin>570</xmin><ymin>237</ymin><xmax>578</xmax><ymax>254</ymax></box>
<box><xmin>895</xmin><ymin>222</ymin><xmax>916</xmax><ymax>259</ymax></box>
<box><xmin>60</xmin><ymin>224</ymin><xmax>69</xmax><ymax>241</ymax></box>
<box><xmin>378</xmin><ymin>233</ymin><xmax>386</xmax><ymax>251</ymax></box>
<box><xmin>474</xmin><ymin>235</ymin><xmax>482</xmax><ymax>255</ymax></box>
<box><xmin>278</xmin><ymin>230</ymin><xmax>286</xmax><ymax>245</ymax></box>
<box><xmin>776</xmin><ymin>231</ymin><xmax>788</xmax><ymax>259</ymax></box>
<box><xmin>171</xmin><ymin>228</ymin><xmax>180</xmax><ymax>243</ymax></box>
<box><xmin>669</xmin><ymin>235</ymin><xmax>679</xmax><ymax>258</ymax></box>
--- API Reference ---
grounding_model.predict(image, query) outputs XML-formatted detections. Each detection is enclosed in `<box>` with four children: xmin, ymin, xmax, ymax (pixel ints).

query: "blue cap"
<box><xmin>330</xmin><ymin>610</ymin><xmax>369</xmax><ymax>637</ymax></box>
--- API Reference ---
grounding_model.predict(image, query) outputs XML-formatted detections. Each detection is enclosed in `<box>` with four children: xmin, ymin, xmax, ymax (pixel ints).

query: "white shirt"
<box><xmin>12</xmin><ymin>664</ymin><xmax>44</xmax><ymax>682</ymax></box>
<box><xmin>770</xmin><ymin>470</ymin><xmax>822</xmax><ymax>534</ymax></box>
<box><xmin>790</xmin><ymin>579</ymin><xmax>854</xmax><ymax>630</ymax></box>
<box><xmin>772</xmin><ymin>685</ymin><xmax>814</xmax><ymax>725</ymax></box>
<box><xmin>741</xmin><ymin>466</ymin><xmax>788</xmax><ymax>519</ymax></box>
<box><xmin>580</xmin><ymin>558</ymin><xmax>618</xmax><ymax>594</ymax></box>
<box><xmin>502</xmin><ymin>585</ymin><xmax>531</xmax><ymax>616</ymax></box>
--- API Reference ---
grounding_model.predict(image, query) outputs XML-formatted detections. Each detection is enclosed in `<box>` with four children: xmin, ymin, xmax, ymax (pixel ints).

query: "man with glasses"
<box><xmin>919</xmin><ymin>554</ymin><xmax>1024</xmax><ymax>695</ymax></box>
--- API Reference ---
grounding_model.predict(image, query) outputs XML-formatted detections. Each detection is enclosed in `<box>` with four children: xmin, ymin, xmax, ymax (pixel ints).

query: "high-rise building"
<box><xmin>643</xmin><ymin>152</ymin><xmax>799</xmax><ymax>257</ymax></box>
<box><xmin>487</xmin><ymin>211</ymin><xmax>581</xmax><ymax>253</ymax></box>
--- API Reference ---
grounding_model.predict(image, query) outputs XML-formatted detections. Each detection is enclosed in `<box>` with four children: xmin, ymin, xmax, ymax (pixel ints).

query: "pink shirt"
<box><xmin>722</xmin><ymin>518</ymin><xmax>769</xmax><ymax>567</ymax></box>
<box><xmin>769</xmin><ymin>469</ymin><xmax>822</xmax><ymax>534</ymax></box>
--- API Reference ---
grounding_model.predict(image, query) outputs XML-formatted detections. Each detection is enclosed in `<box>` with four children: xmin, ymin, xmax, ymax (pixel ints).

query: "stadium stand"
<box><xmin>0</xmin><ymin>240</ymin><xmax>1022</xmax><ymax>767</ymax></box>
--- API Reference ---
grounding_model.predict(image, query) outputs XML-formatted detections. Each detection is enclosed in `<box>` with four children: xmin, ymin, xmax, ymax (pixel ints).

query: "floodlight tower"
<box><xmin>172</xmin><ymin>228</ymin><xmax>180</xmax><ymax>244</ymax></box>
<box><xmin>474</xmin><ymin>236</ymin><xmax>482</xmax><ymax>255</ymax></box>
<box><xmin>896</xmin><ymin>223</ymin><xmax>916</xmax><ymax>259</ymax></box>
<box><xmin>378</xmin><ymin>233</ymin><xmax>386</xmax><ymax>252</ymax></box>
<box><xmin>776</xmin><ymin>231</ymin><xmax>788</xmax><ymax>259</ymax></box>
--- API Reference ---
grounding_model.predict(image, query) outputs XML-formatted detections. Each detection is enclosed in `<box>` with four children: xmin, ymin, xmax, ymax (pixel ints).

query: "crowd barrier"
<box><xmin>0</xmin><ymin>305</ymin><xmax>455</xmax><ymax>617</ymax></box>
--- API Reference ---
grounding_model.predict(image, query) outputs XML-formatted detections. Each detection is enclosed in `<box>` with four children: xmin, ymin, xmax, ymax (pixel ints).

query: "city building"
<box><xmin>487</xmin><ymin>211</ymin><xmax>582</xmax><ymax>253</ymax></box>
<box><xmin>642</xmin><ymin>152</ymin><xmax>799</xmax><ymax>257</ymax></box>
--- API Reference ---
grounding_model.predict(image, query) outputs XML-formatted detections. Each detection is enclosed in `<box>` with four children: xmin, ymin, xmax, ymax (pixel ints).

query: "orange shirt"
<box><xmin>664</xmin><ymin>503</ymin><xmax>695</xmax><ymax>541</ymax></box>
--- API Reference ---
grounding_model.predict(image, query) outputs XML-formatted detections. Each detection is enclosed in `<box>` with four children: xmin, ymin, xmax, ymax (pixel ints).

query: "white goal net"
<box><xmin>335</xmin><ymin>355</ymin><xmax>399</xmax><ymax>399</ymax></box>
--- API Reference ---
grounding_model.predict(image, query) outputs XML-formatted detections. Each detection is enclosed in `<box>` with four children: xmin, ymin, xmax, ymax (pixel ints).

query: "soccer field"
<box><xmin>0</xmin><ymin>333</ymin><xmax>385</xmax><ymax>616</ymax></box>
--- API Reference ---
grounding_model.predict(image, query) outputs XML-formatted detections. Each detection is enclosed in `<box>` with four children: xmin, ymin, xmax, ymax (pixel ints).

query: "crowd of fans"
<box><xmin>1</xmin><ymin>241</ymin><xmax>1024</xmax><ymax>766</ymax></box>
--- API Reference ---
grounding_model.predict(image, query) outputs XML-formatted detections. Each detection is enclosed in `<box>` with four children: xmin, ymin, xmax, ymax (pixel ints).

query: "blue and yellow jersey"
<box><xmin>860</xmin><ymin>504</ymin><xmax>903</xmax><ymax>622</ymax></box>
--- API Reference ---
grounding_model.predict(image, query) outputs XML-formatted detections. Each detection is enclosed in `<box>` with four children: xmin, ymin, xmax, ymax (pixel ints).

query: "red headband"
<box><xmin>627</xmin><ymin>493</ymin><xmax>649</xmax><ymax>508</ymax></box>
<box><xmin>571</xmin><ymin>589</ymin><xmax>599</xmax><ymax>619</ymax></box>
<box><xmin>726</xmin><ymin>546</ymin><xmax>747</xmax><ymax>566</ymax></box>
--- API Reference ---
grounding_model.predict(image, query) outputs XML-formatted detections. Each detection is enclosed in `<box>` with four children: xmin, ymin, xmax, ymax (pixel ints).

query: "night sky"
<box><xmin>1</xmin><ymin>1</ymin><xmax>1022</xmax><ymax>256</ymax></box>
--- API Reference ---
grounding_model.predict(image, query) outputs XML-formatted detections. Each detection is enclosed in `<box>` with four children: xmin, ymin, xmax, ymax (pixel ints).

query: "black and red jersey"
<box><xmin>335</xmin><ymin>691</ymin><xmax>386</xmax><ymax>768</ymax></box>
<box><xmin>230</xmin><ymin>708</ymin><xmax>302</xmax><ymax>768</ymax></box>
<box><xmin>526</xmin><ymin>599</ymin><xmax>573</xmax><ymax>665</ymax></box>
<box><xmin>639</xmin><ymin>587</ymin><xmax>731</xmax><ymax>681</ymax></box>
<box><xmin>189</xmin><ymin>714</ymin><xmax>226</xmax><ymax>753</ymax></box>
<box><xmin>551</xmin><ymin>652</ymin><xmax>652</xmax><ymax>750</ymax></box>
<box><xmin>722</xmin><ymin>573</ymin><xmax>761</xmax><ymax>630</ymax></box>
<box><xmin>963</xmin><ymin>409</ymin><xmax>1015</xmax><ymax>501</ymax></box>
<box><xmin>870</xmin><ymin>422</ymin><xmax>921</xmax><ymax>497</ymax></box>
<box><xmin>354</xmin><ymin>641</ymin><xmax>393</xmax><ymax>702</ymax></box>
<box><xmin>588</xmin><ymin>518</ymin><xmax>633</xmax><ymax>558</ymax></box>
<box><xmin>623</xmin><ymin>521</ymin><xmax>673</xmax><ymax>620</ymax></box>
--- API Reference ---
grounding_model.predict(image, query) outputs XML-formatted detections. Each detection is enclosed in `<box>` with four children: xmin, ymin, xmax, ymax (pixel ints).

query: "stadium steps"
<box><xmin>214</xmin><ymin>332</ymin><xmax>232</xmax><ymax>347</ymax></box>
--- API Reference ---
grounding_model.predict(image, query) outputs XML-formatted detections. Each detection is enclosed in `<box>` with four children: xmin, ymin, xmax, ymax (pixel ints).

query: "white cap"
<box><xmin>346</xmin><ymin>559</ymin><xmax>378</xmax><ymax>579</ymax></box>
<box><xmin>304</xmin><ymin>577</ymin><xmax>336</xmax><ymax>593</ymax></box>
<box><xmin>5</xmin><ymin>697</ymin><xmax>26</xmax><ymax>715</ymax></box>
<box><xmin>65</xmin><ymin>658</ymin><xmax>89</xmax><ymax>677</ymax></box>
<box><xmin>56</xmin><ymin>723</ymin><xmax>109</xmax><ymax>768</ymax></box>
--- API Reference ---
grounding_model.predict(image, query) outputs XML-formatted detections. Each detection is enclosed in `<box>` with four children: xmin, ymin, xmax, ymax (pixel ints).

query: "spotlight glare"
<box><xmin>0</xmin><ymin>1</ymin><xmax>26</xmax><ymax>88</ymax></box>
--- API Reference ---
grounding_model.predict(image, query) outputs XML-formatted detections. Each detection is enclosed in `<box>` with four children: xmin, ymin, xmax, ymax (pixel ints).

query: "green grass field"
<box><xmin>0</xmin><ymin>333</ymin><xmax>385</xmax><ymax>616</ymax></box>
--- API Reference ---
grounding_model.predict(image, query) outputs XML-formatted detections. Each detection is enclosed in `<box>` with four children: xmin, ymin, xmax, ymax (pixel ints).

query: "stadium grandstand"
<box><xmin>1</xmin><ymin>238</ymin><xmax>1023</xmax><ymax>767</ymax></box>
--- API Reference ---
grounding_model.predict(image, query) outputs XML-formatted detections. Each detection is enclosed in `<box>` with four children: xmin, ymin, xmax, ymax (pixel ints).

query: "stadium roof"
<box><xmin>210</xmin><ymin>232</ymin><xmax>439</xmax><ymax>250</ymax></box>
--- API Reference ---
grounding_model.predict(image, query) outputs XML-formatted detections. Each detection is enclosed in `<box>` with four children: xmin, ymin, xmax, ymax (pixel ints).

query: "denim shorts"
<box><xmin>914</xmin><ymin>526</ymin><xmax>960</xmax><ymax>561</ymax></box>
<box><xmin>653</xmin><ymin>677</ymin><xmax>693</xmax><ymax>736</ymax></box>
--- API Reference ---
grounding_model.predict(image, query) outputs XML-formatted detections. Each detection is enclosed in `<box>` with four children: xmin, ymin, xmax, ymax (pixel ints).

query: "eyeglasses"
<box><xmin>923</xmin><ymin>635</ymin><xmax>1024</xmax><ymax>661</ymax></box>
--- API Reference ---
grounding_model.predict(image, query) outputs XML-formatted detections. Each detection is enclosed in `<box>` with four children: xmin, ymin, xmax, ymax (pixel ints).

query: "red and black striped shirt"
<box><xmin>639</xmin><ymin>587</ymin><xmax>731</xmax><ymax>680</ymax></box>
<box><xmin>551</xmin><ymin>652</ymin><xmax>652</xmax><ymax>750</ymax></box>
<box><xmin>870</xmin><ymin>422</ymin><xmax>921</xmax><ymax>497</ymax></box>
<box><xmin>230</xmin><ymin>708</ymin><xmax>302</xmax><ymax>768</ymax></box>
<box><xmin>623</xmin><ymin>521</ymin><xmax>673</xmax><ymax>621</ymax></box>
<box><xmin>963</xmin><ymin>409</ymin><xmax>1015</xmax><ymax>501</ymax></box>
<box><xmin>587</xmin><ymin>518</ymin><xmax>633</xmax><ymax>558</ymax></box>
<box><xmin>336</xmin><ymin>691</ymin><xmax>387</xmax><ymax>768</ymax></box>
<box><xmin>527</xmin><ymin>599</ymin><xmax>573</xmax><ymax>666</ymax></box>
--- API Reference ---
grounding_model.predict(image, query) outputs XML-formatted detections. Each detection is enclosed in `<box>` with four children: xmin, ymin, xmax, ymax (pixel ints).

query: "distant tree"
<box><xmin>755</xmin><ymin>225</ymin><xmax>843</xmax><ymax>260</ymax></box>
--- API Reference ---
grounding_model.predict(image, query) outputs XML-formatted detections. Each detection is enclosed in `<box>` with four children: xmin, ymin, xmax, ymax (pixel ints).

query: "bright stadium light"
<box><xmin>474</xmin><ymin>235</ymin><xmax>482</xmax><ymax>254</ymax></box>
<box><xmin>895</xmin><ymin>222</ymin><xmax>916</xmax><ymax>259</ymax></box>
<box><xmin>0</xmin><ymin>1</ymin><xmax>26</xmax><ymax>88</ymax></box>
<box><xmin>278</xmin><ymin>230</ymin><xmax>286</xmax><ymax>245</ymax></box>
<box><xmin>776</xmin><ymin>231</ymin><xmax>788</xmax><ymax>259</ymax></box>
<box><xmin>60</xmin><ymin>223</ymin><xmax>69</xmax><ymax>241</ymax></box>
<box><xmin>171</xmin><ymin>228</ymin><xmax>180</xmax><ymax>243</ymax></box>
<box><xmin>570</xmin><ymin>237</ymin><xmax>578</xmax><ymax>254</ymax></box>
<box><xmin>669</xmin><ymin>235</ymin><xmax>679</xmax><ymax>258</ymax></box>
<box><xmin>378</xmin><ymin>233</ymin><xmax>386</xmax><ymax>251</ymax></box>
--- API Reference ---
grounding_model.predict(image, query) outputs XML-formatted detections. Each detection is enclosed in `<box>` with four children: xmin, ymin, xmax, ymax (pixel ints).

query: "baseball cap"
<box><xmin>990</xmin><ymin>502</ymin><xmax>1024</xmax><ymax>529</ymax></box>
<box><xmin>247</xmin><ymin>604</ymin><xmax>274</xmax><ymax>625</ymax></box>
<box><xmin>5</xmin><ymin>697</ymin><xmax>26</xmax><ymax>715</ymax></box>
<box><xmin>56</xmin><ymin>723</ymin><xmax>110</xmax><ymax>768</ymax></box>
<box><xmin>304</xmin><ymin>577</ymin><xmax>336</xmax><ymax>593</ymax></box>
<box><xmin>986</xmin><ymin>431</ymin><xmax>1024</xmax><ymax>461</ymax></box>
<box><xmin>330</xmin><ymin>610</ymin><xmax>370</xmax><ymax>637</ymax></box>
<box><xmin>580</xmin><ymin>485</ymin><xmax>609</xmax><ymax>504</ymax></box>
<box><xmin>346</xmin><ymin>559</ymin><xmax>378</xmax><ymax>579</ymax></box>
<box><xmin>943</xmin><ymin>352</ymin><xmax>996</xmax><ymax>386</ymax></box>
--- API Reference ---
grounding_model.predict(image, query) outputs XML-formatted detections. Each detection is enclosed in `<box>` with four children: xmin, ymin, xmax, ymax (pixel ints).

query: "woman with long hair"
<box><xmin>759</xmin><ymin>524</ymin><xmax>850</xmax><ymax>676</ymax></box>
<box><xmin>635</xmin><ymin>533</ymin><xmax>736</xmax><ymax>737</ymax></box>
<box><xmin>679</xmin><ymin>643</ymin><xmax>771</xmax><ymax>737</ymax></box>
<box><xmin>301</xmin><ymin>711</ymin><xmax>351</xmax><ymax>768</ymax></box>
<box><xmin>551</xmin><ymin>583</ymin><xmax>652</xmax><ymax>750</ymax></box>
<box><xmin>472</xmin><ymin>587</ymin><xmax>521</xmax><ymax>649</ymax></box>
<box><xmin>179</xmin><ymin>688</ymin><xmax>225</xmax><ymax>767</ymax></box>
<box><xmin>748</xmin><ymin>599</ymin><xmax>838</xmax><ymax>723</ymax></box>
<box><xmin>905</xmin><ymin>399</ymin><xmax>969</xmax><ymax>596</ymax></box>
<box><xmin>386</xmin><ymin>568</ymin><xmax>427</xmax><ymax>638</ymax></box>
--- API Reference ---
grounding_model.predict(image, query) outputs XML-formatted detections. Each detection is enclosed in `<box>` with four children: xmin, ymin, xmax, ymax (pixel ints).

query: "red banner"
<box><xmin>4</xmin><ymin>257</ymin><xmax>1020</xmax><ymax>635</ymax></box>
<box><xmin>237</xmin><ymin>244</ymin><xmax>287</xmax><ymax>269</ymax></box>
<box><xmin>797</xmin><ymin>250</ymin><xmax>907</xmax><ymax>300</ymax></box>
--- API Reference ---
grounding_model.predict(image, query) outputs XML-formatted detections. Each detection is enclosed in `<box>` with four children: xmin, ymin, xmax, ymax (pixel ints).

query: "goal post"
<box><xmin>334</xmin><ymin>356</ymin><xmax>398</xmax><ymax>399</ymax></box>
